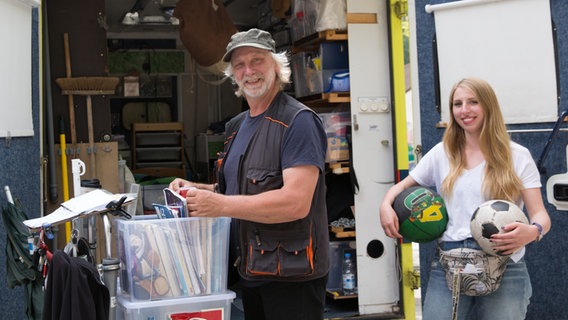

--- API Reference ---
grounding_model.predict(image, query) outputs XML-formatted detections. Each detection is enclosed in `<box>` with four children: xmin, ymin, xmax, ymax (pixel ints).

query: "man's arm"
<box><xmin>185</xmin><ymin>165</ymin><xmax>319</xmax><ymax>223</ymax></box>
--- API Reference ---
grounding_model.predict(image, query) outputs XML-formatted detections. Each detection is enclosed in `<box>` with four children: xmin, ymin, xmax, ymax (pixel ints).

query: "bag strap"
<box><xmin>451</xmin><ymin>272</ymin><xmax>460</xmax><ymax>320</ymax></box>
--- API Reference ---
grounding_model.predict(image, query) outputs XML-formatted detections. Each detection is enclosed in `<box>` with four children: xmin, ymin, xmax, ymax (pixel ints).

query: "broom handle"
<box><xmin>63</xmin><ymin>33</ymin><xmax>77</xmax><ymax>150</ymax></box>
<box><xmin>64</xmin><ymin>33</ymin><xmax>71</xmax><ymax>78</ymax></box>
<box><xmin>86</xmin><ymin>95</ymin><xmax>96</xmax><ymax>179</ymax></box>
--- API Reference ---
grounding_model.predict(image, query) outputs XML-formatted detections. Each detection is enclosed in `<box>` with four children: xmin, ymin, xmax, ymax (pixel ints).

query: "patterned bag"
<box><xmin>439</xmin><ymin>247</ymin><xmax>509</xmax><ymax>296</ymax></box>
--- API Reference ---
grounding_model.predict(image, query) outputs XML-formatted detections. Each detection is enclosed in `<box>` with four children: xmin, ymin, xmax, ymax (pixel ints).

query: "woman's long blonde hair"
<box><xmin>441</xmin><ymin>77</ymin><xmax>522</xmax><ymax>202</ymax></box>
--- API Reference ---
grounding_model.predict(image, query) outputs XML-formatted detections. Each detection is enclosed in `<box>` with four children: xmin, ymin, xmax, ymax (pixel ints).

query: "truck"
<box><xmin>0</xmin><ymin>0</ymin><xmax>566</xmax><ymax>319</ymax></box>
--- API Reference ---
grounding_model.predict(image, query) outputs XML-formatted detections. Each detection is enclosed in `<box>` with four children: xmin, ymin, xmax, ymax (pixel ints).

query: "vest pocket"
<box><xmin>245</xmin><ymin>169</ymin><xmax>283</xmax><ymax>195</ymax></box>
<box><xmin>278</xmin><ymin>239</ymin><xmax>313</xmax><ymax>277</ymax></box>
<box><xmin>243</xmin><ymin>223</ymin><xmax>315</xmax><ymax>279</ymax></box>
<box><xmin>246</xmin><ymin>239</ymin><xmax>279</xmax><ymax>276</ymax></box>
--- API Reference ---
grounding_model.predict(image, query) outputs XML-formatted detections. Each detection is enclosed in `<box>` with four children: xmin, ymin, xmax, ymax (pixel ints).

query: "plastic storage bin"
<box><xmin>292</xmin><ymin>52</ymin><xmax>323</xmax><ymax>98</ymax></box>
<box><xmin>116</xmin><ymin>290</ymin><xmax>236</xmax><ymax>320</ymax></box>
<box><xmin>116</xmin><ymin>217</ymin><xmax>231</xmax><ymax>301</ymax></box>
<box><xmin>320</xmin><ymin>112</ymin><xmax>351</xmax><ymax>162</ymax></box>
<box><xmin>320</xmin><ymin>112</ymin><xmax>351</xmax><ymax>137</ymax></box>
<box><xmin>327</xmin><ymin>241</ymin><xmax>356</xmax><ymax>292</ymax></box>
<box><xmin>292</xmin><ymin>42</ymin><xmax>349</xmax><ymax>98</ymax></box>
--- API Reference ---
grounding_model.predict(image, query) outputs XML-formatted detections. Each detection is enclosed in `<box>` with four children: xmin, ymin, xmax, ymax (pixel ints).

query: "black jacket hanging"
<box><xmin>42</xmin><ymin>251</ymin><xmax>109</xmax><ymax>320</ymax></box>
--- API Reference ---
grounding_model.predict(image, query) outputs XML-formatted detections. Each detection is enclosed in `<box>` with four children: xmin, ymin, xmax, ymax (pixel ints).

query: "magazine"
<box><xmin>152</xmin><ymin>203</ymin><xmax>177</xmax><ymax>219</ymax></box>
<box><xmin>154</xmin><ymin>187</ymin><xmax>192</xmax><ymax>219</ymax></box>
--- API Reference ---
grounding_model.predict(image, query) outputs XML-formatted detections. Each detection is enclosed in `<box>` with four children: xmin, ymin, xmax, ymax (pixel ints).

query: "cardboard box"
<box><xmin>116</xmin><ymin>217</ymin><xmax>231</xmax><ymax>301</ymax></box>
<box><xmin>117</xmin><ymin>291</ymin><xmax>236</xmax><ymax>320</ymax></box>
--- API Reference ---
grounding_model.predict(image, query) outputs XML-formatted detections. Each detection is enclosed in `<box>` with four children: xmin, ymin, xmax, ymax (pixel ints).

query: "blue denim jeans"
<box><xmin>422</xmin><ymin>238</ymin><xmax>532</xmax><ymax>320</ymax></box>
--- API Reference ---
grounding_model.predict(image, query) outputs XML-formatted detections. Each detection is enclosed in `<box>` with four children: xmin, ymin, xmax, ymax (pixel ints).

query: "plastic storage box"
<box><xmin>292</xmin><ymin>52</ymin><xmax>323</xmax><ymax>98</ymax></box>
<box><xmin>116</xmin><ymin>290</ymin><xmax>236</xmax><ymax>320</ymax></box>
<box><xmin>319</xmin><ymin>112</ymin><xmax>351</xmax><ymax>162</ymax></box>
<box><xmin>292</xmin><ymin>42</ymin><xmax>350</xmax><ymax>98</ymax></box>
<box><xmin>327</xmin><ymin>241</ymin><xmax>356</xmax><ymax>293</ymax></box>
<box><xmin>116</xmin><ymin>217</ymin><xmax>231</xmax><ymax>301</ymax></box>
<box><xmin>320</xmin><ymin>112</ymin><xmax>351</xmax><ymax>137</ymax></box>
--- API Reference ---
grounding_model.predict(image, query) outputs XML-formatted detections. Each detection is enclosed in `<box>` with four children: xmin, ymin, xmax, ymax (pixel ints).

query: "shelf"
<box><xmin>326</xmin><ymin>290</ymin><xmax>358</xmax><ymax>300</ymax></box>
<box><xmin>293</xmin><ymin>30</ymin><xmax>350</xmax><ymax>105</ymax></box>
<box><xmin>329</xmin><ymin>162</ymin><xmax>350</xmax><ymax>175</ymax></box>
<box><xmin>131</xmin><ymin>122</ymin><xmax>185</xmax><ymax>178</ymax></box>
<box><xmin>330</xmin><ymin>226</ymin><xmax>356</xmax><ymax>238</ymax></box>
<box><xmin>110</xmin><ymin>95</ymin><xmax>174</xmax><ymax>100</ymax></box>
<box><xmin>293</xmin><ymin>30</ymin><xmax>348</xmax><ymax>52</ymax></box>
<box><xmin>298</xmin><ymin>92</ymin><xmax>350</xmax><ymax>106</ymax></box>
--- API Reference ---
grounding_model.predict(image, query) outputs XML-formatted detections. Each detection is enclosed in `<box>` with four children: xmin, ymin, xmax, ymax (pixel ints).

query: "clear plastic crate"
<box><xmin>117</xmin><ymin>291</ymin><xmax>236</xmax><ymax>320</ymax></box>
<box><xmin>116</xmin><ymin>217</ymin><xmax>231</xmax><ymax>301</ymax></box>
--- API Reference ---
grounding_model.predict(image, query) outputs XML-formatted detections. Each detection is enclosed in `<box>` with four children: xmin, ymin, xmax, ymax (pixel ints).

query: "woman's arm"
<box><xmin>379</xmin><ymin>176</ymin><xmax>419</xmax><ymax>239</ymax></box>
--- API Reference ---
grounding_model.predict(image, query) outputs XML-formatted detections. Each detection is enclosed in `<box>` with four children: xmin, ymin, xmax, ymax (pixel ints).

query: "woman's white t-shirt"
<box><xmin>409</xmin><ymin>141</ymin><xmax>541</xmax><ymax>259</ymax></box>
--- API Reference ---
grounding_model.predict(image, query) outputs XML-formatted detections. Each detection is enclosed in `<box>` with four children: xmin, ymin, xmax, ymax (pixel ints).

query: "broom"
<box><xmin>55</xmin><ymin>77</ymin><xmax>120</xmax><ymax>95</ymax></box>
<box><xmin>55</xmin><ymin>76</ymin><xmax>120</xmax><ymax>179</ymax></box>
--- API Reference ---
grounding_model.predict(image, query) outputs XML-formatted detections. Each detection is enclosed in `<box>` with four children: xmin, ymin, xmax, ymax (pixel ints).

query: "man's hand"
<box><xmin>169</xmin><ymin>178</ymin><xmax>192</xmax><ymax>192</ymax></box>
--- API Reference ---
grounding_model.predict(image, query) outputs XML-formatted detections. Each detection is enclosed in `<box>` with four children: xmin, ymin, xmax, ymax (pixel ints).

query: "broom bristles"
<box><xmin>55</xmin><ymin>77</ymin><xmax>120</xmax><ymax>93</ymax></box>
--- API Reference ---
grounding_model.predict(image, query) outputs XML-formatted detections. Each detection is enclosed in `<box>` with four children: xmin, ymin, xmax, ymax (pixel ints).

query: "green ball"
<box><xmin>392</xmin><ymin>186</ymin><xmax>448</xmax><ymax>242</ymax></box>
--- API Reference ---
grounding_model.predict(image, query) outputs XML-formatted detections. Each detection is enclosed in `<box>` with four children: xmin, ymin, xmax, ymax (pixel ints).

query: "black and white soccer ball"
<box><xmin>470</xmin><ymin>200</ymin><xmax>529</xmax><ymax>256</ymax></box>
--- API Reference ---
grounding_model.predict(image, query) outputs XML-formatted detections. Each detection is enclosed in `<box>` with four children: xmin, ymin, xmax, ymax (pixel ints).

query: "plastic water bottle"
<box><xmin>342</xmin><ymin>252</ymin><xmax>357</xmax><ymax>295</ymax></box>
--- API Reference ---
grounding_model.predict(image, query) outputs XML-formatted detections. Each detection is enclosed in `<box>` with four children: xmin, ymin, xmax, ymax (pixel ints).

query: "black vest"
<box><xmin>217</xmin><ymin>92</ymin><xmax>329</xmax><ymax>281</ymax></box>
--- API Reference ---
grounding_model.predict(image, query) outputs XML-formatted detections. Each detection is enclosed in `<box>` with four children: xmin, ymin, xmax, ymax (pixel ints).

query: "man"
<box><xmin>169</xmin><ymin>28</ymin><xmax>330</xmax><ymax>319</ymax></box>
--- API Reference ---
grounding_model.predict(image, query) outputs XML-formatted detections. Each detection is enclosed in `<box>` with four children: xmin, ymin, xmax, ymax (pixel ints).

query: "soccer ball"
<box><xmin>393</xmin><ymin>186</ymin><xmax>448</xmax><ymax>242</ymax></box>
<box><xmin>470</xmin><ymin>200</ymin><xmax>529</xmax><ymax>256</ymax></box>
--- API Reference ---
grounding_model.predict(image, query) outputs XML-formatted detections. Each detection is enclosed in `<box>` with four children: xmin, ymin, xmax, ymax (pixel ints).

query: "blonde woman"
<box><xmin>380</xmin><ymin>77</ymin><xmax>551</xmax><ymax>319</ymax></box>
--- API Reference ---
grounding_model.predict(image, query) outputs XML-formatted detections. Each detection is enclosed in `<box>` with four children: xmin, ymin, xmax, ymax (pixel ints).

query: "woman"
<box><xmin>380</xmin><ymin>77</ymin><xmax>551</xmax><ymax>319</ymax></box>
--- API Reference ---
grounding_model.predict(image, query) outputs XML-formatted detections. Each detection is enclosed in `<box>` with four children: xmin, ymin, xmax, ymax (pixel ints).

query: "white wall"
<box><xmin>0</xmin><ymin>0</ymin><xmax>39</xmax><ymax>137</ymax></box>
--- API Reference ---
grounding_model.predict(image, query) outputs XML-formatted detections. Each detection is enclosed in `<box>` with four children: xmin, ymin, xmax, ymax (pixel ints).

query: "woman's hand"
<box><xmin>379</xmin><ymin>176</ymin><xmax>418</xmax><ymax>239</ymax></box>
<box><xmin>380</xmin><ymin>201</ymin><xmax>402</xmax><ymax>239</ymax></box>
<box><xmin>490</xmin><ymin>222</ymin><xmax>538</xmax><ymax>255</ymax></box>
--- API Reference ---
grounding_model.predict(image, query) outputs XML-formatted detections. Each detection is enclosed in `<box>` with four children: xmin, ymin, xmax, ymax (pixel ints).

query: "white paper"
<box><xmin>61</xmin><ymin>189</ymin><xmax>118</xmax><ymax>214</ymax></box>
<box><xmin>23</xmin><ymin>190</ymin><xmax>136</xmax><ymax>230</ymax></box>
<box><xmin>23</xmin><ymin>206</ymin><xmax>80</xmax><ymax>229</ymax></box>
